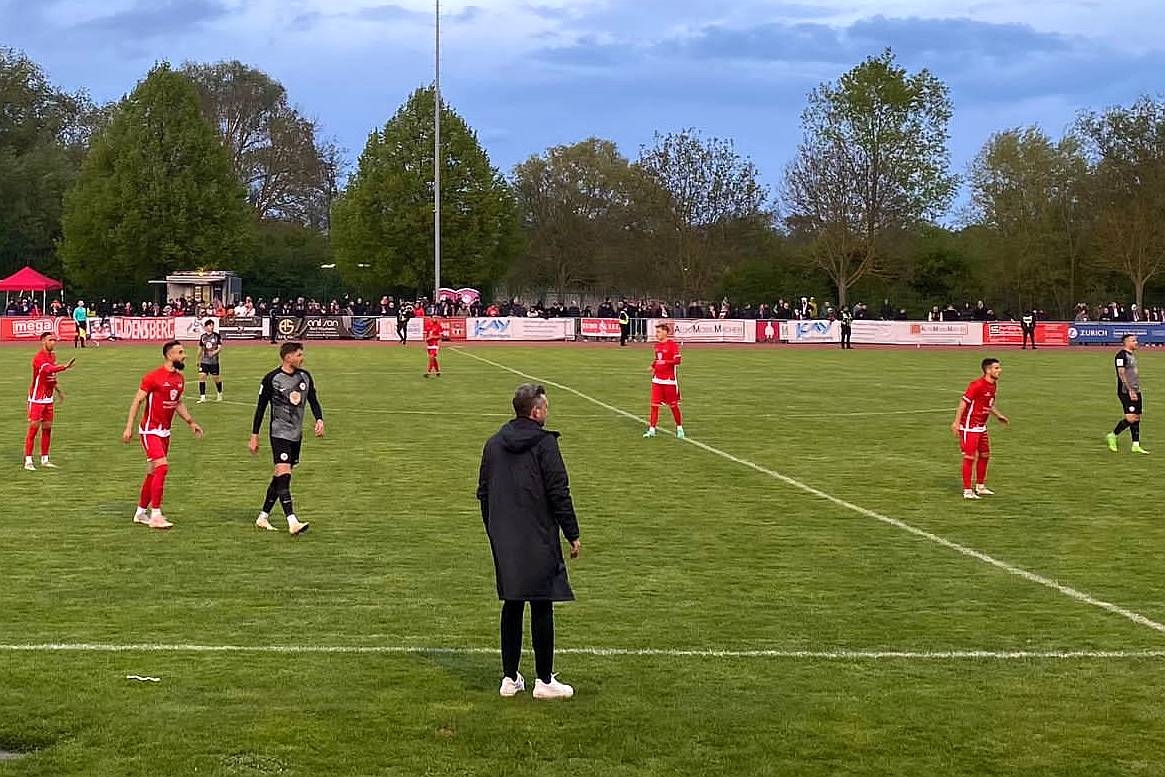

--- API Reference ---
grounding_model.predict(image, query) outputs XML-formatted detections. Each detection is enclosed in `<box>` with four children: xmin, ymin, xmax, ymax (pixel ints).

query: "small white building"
<box><xmin>151</xmin><ymin>270</ymin><xmax>242</xmax><ymax>305</ymax></box>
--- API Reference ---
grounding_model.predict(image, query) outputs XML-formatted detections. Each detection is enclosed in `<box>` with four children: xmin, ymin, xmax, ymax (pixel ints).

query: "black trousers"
<box><xmin>840</xmin><ymin>324</ymin><xmax>852</xmax><ymax>349</ymax></box>
<box><xmin>1022</xmin><ymin>328</ymin><xmax>1036</xmax><ymax>348</ymax></box>
<box><xmin>619</xmin><ymin>324</ymin><xmax>629</xmax><ymax>346</ymax></box>
<box><xmin>501</xmin><ymin>600</ymin><xmax>554</xmax><ymax>683</ymax></box>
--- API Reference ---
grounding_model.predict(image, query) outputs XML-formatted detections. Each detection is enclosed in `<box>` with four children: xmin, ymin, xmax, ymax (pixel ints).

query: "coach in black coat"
<box><xmin>477</xmin><ymin>383</ymin><xmax>581</xmax><ymax>698</ymax></box>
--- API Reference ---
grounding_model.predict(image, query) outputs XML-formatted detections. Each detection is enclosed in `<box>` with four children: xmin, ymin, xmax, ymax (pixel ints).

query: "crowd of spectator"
<box><xmin>6</xmin><ymin>293</ymin><xmax>1165</xmax><ymax>324</ymax></box>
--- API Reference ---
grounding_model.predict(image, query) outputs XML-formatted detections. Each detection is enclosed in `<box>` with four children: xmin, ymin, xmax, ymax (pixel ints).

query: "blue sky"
<box><xmin>4</xmin><ymin>0</ymin><xmax>1164</xmax><ymax>207</ymax></box>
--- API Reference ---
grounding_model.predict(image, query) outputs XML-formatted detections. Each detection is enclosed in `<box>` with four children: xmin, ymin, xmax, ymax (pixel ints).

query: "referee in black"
<box><xmin>1020</xmin><ymin>309</ymin><xmax>1037</xmax><ymax>349</ymax></box>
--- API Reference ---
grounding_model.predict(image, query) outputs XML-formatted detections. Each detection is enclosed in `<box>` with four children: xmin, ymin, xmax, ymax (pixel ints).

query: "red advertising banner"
<box><xmin>442</xmin><ymin>317</ymin><xmax>467</xmax><ymax>341</ymax></box>
<box><xmin>755</xmin><ymin>320</ymin><xmax>781</xmax><ymax>342</ymax></box>
<box><xmin>982</xmin><ymin>322</ymin><xmax>1070</xmax><ymax>347</ymax></box>
<box><xmin>579</xmin><ymin>318</ymin><xmax>621</xmax><ymax>337</ymax></box>
<box><xmin>111</xmin><ymin>317</ymin><xmax>176</xmax><ymax>341</ymax></box>
<box><xmin>0</xmin><ymin>316</ymin><xmax>77</xmax><ymax>341</ymax></box>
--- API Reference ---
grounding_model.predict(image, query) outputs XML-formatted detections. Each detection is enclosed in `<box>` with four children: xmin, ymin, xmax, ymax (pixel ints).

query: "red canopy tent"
<box><xmin>0</xmin><ymin>266</ymin><xmax>64</xmax><ymax>311</ymax></box>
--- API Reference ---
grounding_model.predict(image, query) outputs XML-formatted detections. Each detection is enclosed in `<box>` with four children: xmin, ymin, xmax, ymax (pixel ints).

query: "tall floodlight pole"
<box><xmin>433</xmin><ymin>0</ymin><xmax>442</xmax><ymax>300</ymax></box>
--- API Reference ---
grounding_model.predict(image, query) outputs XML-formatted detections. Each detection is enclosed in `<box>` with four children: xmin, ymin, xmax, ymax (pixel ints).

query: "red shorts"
<box><xmin>651</xmin><ymin>383</ymin><xmax>681</xmax><ymax>406</ymax></box>
<box><xmin>140</xmin><ymin>434</ymin><xmax>171</xmax><ymax>462</ymax></box>
<box><xmin>27</xmin><ymin>403</ymin><xmax>54</xmax><ymax>424</ymax></box>
<box><xmin>960</xmin><ymin>430</ymin><xmax>990</xmax><ymax>457</ymax></box>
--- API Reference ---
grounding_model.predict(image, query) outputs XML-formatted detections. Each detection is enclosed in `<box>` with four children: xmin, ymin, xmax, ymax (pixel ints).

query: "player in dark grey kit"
<box><xmin>249</xmin><ymin>341</ymin><xmax>325</xmax><ymax>534</ymax></box>
<box><xmin>197</xmin><ymin>319</ymin><xmax>223</xmax><ymax>403</ymax></box>
<box><xmin>1106</xmin><ymin>333</ymin><xmax>1149</xmax><ymax>454</ymax></box>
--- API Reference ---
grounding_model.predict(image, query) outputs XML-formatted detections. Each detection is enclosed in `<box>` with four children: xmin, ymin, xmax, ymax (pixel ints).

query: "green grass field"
<box><xmin>2</xmin><ymin>340</ymin><xmax>1164</xmax><ymax>776</ymax></box>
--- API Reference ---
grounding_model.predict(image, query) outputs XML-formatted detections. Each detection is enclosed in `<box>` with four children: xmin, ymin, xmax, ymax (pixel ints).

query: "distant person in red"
<box><xmin>122</xmin><ymin>340</ymin><xmax>204</xmax><ymax>529</ymax></box>
<box><xmin>951</xmin><ymin>357</ymin><xmax>1009</xmax><ymax>500</ymax></box>
<box><xmin>24</xmin><ymin>333</ymin><xmax>75</xmax><ymax>471</ymax></box>
<box><xmin>643</xmin><ymin>322</ymin><xmax>685</xmax><ymax>440</ymax></box>
<box><xmin>424</xmin><ymin>315</ymin><xmax>444</xmax><ymax>377</ymax></box>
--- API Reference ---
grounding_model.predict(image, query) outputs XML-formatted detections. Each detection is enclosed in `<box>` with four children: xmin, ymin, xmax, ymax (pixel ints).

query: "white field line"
<box><xmin>218</xmin><ymin>400</ymin><xmax>946</xmax><ymax>421</ymax></box>
<box><xmin>453</xmin><ymin>348</ymin><xmax>1165</xmax><ymax>639</ymax></box>
<box><xmin>0</xmin><ymin>643</ymin><xmax>1162</xmax><ymax>660</ymax></box>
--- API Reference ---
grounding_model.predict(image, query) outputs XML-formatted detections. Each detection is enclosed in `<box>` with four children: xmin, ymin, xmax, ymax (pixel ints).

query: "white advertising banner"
<box><xmin>377</xmin><ymin>317</ymin><xmax>425</xmax><ymax>341</ymax></box>
<box><xmin>649</xmin><ymin>318</ymin><xmax>755</xmax><ymax>343</ymax></box>
<box><xmin>850</xmin><ymin>320</ymin><xmax>983</xmax><ymax>346</ymax></box>
<box><xmin>780</xmin><ymin>320</ymin><xmax>840</xmax><ymax>343</ymax></box>
<box><xmin>466</xmin><ymin>317</ymin><xmax>575</xmax><ymax>341</ymax></box>
<box><xmin>175</xmin><ymin>316</ymin><xmax>216</xmax><ymax>340</ymax></box>
<box><xmin>111</xmin><ymin>317</ymin><xmax>176</xmax><ymax>341</ymax></box>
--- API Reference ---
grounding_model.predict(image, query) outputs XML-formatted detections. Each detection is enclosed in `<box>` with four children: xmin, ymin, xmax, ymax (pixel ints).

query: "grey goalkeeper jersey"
<box><xmin>253</xmin><ymin>367</ymin><xmax>323</xmax><ymax>441</ymax></box>
<box><xmin>1116</xmin><ymin>349</ymin><xmax>1141</xmax><ymax>393</ymax></box>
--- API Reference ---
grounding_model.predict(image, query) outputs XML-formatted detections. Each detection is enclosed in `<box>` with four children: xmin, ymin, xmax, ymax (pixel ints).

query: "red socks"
<box><xmin>139</xmin><ymin>472</ymin><xmax>154</xmax><ymax>510</ymax></box>
<box><xmin>649</xmin><ymin>405</ymin><xmax>660</xmax><ymax>427</ymax></box>
<box><xmin>23</xmin><ymin>426</ymin><xmax>37</xmax><ymax>457</ymax></box>
<box><xmin>671</xmin><ymin>405</ymin><xmax>683</xmax><ymax>427</ymax></box>
<box><xmin>150</xmin><ymin>465</ymin><xmax>169</xmax><ymax>510</ymax></box>
<box><xmin>40</xmin><ymin>427</ymin><xmax>52</xmax><ymax>457</ymax></box>
<box><xmin>975</xmin><ymin>456</ymin><xmax>989</xmax><ymax>487</ymax></box>
<box><xmin>961</xmin><ymin>458</ymin><xmax>973</xmax><ymax>490</ymax></box>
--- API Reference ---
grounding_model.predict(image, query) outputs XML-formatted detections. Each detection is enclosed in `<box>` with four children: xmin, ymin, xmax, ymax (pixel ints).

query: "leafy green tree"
<box><xmin>510</xmin><ymin>138</ymin><xmax>663</xmax><ymax>297</ymax></box>
<box><xmin>0</xmin><ymin>48</ymin><xmax>96</xmax><ymax>276</ymax></box>
<box><xmin>637</xmin><ymin>129</ymin><xmax>770</xmax><ymax>298</ymax></box>
<box><xmin>332</xmin><ymin>87</ymin><xmax>520</xmax><ymax>295</ymax></box>
<box><xmin>1077</xmin><ymin>97</ymin><xmax>1165</xmax><ymax>310</ymax></box>
<box><xmin>968</xmin><ymin>127</ymin><xmax>1089</xmax><ymax>315</ymax></box>
<box><xmin>182</xmin><ymin>60</ymin><xmax>340</xmax><ymax>229</ymax></box>
<box><xmin>59</xmin><ymin>64</ymin><xmax>253</xmax><ymax>298</ymax></box>
<box><xmin>784</xmin><ymin>49</ymin><xmax>956</xmax><ymax>307</ymax></box>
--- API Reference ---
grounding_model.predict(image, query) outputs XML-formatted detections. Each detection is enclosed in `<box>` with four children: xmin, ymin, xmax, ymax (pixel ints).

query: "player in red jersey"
<box><xmin>121</xmin><ymin>340</ymin><xmax>204</xmax><ymax>529</ymax></box>
<box><xmin>424</xmin><ymin>315</ymin><xmax>443</xmax><ymax>377</ymax></box>
<box><xmin>643</xmin><ymin>322</ymin><xmax>685</xmax><ymax>439</ymax></box>
<box><xmin>951</xmin><ymin>358</ymin><xmax>1009</xmax><ymax>500</ymax></box>
<box><xmin>24</xmin><ymin>333</ymin><xmax>75</xmax><ymax>471</ymax></box>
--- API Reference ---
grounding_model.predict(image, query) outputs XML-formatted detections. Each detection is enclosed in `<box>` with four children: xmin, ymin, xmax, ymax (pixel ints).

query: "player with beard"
<box><xmin>122</xmin><ymin>340</ymin><xmax>204</xmax><ymax>529</ymax></box>
<box><xmin>24</xmin><ymin>332</ymin><xmax>75</xmax><ymax>471</ymax></box>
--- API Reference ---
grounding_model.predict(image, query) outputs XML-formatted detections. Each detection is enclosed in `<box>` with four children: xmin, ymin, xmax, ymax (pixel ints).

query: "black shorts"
<box><xmin>1119</xmin><ymin>391</ymin><xmax>1144</xmax><ymax>416</ymax></box>
<box><xmin>271</xmin><ymin>437</ymin><xmax>302</xmax><ymax>467</ymax></box>
<box><xmin>199</xmin><ymin>362</ymin><xmax>220</xmax><ymax>376</ymax></box>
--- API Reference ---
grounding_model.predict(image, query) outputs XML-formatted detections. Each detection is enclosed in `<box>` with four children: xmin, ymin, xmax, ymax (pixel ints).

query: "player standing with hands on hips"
<box><xmin>1106</xmin><ymin>333</ymin><xmax>1149</xmax><ymax>454</ymax></box>
<box><xmin>644</xmin><ymin>322</ymin><xmax>684</xmax><ymax>439</ymax></box>
<box><xmin>952</xmin><ymin>358</ymin><xmax>1009</xmax><ymax>500</ymax></box>
<box><xmin>250</xmin><ymin>342</ymin><xmax>324</xmax><ymax>535</ymax></box>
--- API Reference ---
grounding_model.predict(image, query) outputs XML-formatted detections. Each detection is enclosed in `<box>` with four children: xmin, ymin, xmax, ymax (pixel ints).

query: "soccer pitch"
<box><xmin>2</xmin><ymin>341</ymin><xmax>1164</xmax><ymax>776</ymax></box>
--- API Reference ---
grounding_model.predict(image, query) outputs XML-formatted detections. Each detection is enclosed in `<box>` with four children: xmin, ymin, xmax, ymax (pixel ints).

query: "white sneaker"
<box><xmin>215</xmin><ymin>394</ymin><xmax>223</xmax><ymax>402</ymax></box>
<box><xmin>133</xmin><ymin>508</ymin><xmax>151</xmax><ymax>525</ymax></box>
<box><xmin>255</xmin><ymin>515</ymin><xmax>278</xmax><ymax>531</ymax></box>
<box><xmin>533</xmin><ymin>675</ymin><xmax>574</xmax><ymax>700</ymax></box>
<box><xmin>962</xmin><ymin>489</ymin><xmax>981</xmax><ymax>500</ymax></box>
<box><xmin>23</xmin><ymin>460</ymin><xmax>35</xmax><ymax>471</ymax></box>
<box><xmin>499</xmin><ymin>673</ymin><xmax>525</xmax><ymax>697</ymax></box>
<box><xmin>197</xmin><ymin>396</ymin><xmax>207</xmax><ymax>404</ymax></box>
<box><xmin>288</xmin><ymin>518</ymin><xmax>310</xmax><ymax>536</ymax></box>
<box><xmin>974</xmin><ymin>485</ymin><xmax>995</xmax><ymax>496</ymax></box>
<box><xmin>40</xmin><ymin>458</ymin><xmax>58</xmax><ymax>469</ymax></box>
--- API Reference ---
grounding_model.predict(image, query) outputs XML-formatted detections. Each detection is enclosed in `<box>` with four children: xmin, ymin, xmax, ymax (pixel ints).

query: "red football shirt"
<box><xmin>959</xmin><ymin>377</ymin><xmax>997</xmax><ymax>432</ymax></box>
<box><xmin>28</xmin><ymin>351</ymin><xmax>66</xmax><ymax>404</ymax></box>
<box><xmin>425</xmin><ymin>318</ymin><xmax>443</xmax><ymax>344</ymax></box>
<box><xmin>651</xmin><ymin>339</ymin><xmax>682</xmax><ymax>384</ymax></box>
<box><xmin>139</xmin><ymin>366</ymin><xmax>185</xmax><ymax>436</ymax></box>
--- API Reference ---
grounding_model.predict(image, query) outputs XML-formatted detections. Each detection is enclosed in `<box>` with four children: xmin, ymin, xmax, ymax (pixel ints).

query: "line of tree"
<box><xmin>5</xmin><ymin>44</ymin><xmax>1165</xmax><ymax>314</ymax></box>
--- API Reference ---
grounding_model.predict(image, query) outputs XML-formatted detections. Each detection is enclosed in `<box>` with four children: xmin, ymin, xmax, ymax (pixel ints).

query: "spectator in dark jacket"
<box><xmin>477</xmin><ymin>384</ymin><xmax>581</xmax><ymax>701</ymax></box>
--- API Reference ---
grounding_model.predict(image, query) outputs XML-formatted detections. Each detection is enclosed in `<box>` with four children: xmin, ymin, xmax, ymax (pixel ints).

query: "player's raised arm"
<box><xmin>123</xmin><ymin>389</ymin><xmax>148</xmax><ymax>443</ymax></box>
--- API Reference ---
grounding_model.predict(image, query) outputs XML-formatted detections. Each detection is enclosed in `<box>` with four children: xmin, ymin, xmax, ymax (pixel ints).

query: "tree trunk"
<box><xmin>1135</xmin><ymin>277</ymin><xmax>1146</xmax><ymax>312</ymax></box>
<box><xmin>836</xmin><ymin>278</ymin><xmax>848</xmax><ymax>309</ymax></box>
